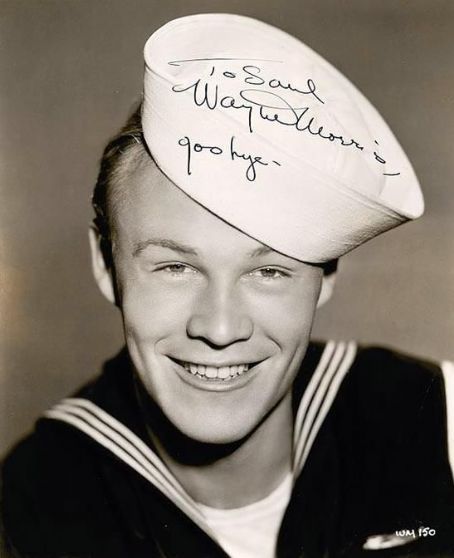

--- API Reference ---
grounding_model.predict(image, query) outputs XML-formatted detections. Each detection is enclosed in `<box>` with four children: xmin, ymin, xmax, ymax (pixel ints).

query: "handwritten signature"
<box><xmin>169</xmin><ymin>58</ymin><xmax>323</xmax><ymax>103</ymax></box>
<box><xmin>178</xmin><ymin>135</ymin><xmax>280</xmax><ymax>181</ymax></box>
<box><xmin>170</xmin><ymin>59</ymin><xmax>400</xmax><ymax>177</ymax></box>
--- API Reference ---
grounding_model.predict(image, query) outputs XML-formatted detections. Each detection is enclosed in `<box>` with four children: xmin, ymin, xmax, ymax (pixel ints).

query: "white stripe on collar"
<box><xmin>441</xmin><ymin>360</ymin><xmax>454</xmax><ymax>482</ymax></box>
<box><xmin>292</xmin><ymin>341</ymin><xmax>357</xmax><ymax>476</ymax></box>
<box><xmin>293</xmin><ymin>341</ymin><xmax>337</xmax><ymax>455</ymax></box>
<box><xmin>44</xmin><ymin>341</ymin><xmax>356</xmax><ymax>532</ymax></box>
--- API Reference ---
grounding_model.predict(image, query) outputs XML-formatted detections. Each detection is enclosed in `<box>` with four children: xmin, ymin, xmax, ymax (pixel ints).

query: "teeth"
<box><xmin>180</xmin><ymin>361</ymin><xmax>251</xmax><ymax>380</ymax></box>
<box><xmin>205</xmin><ymin>366</ymin><xmax>217</xmax><ymax>379</ymax></box>
<box><xmin>225</xmin><ymin>365</ymin><xmax>236</xmax><ymax>378</ymax></box>
<box><xmin>218</xmin><ymin>366</ymin><xmax>230</xmax><ymax>379</ymax></box>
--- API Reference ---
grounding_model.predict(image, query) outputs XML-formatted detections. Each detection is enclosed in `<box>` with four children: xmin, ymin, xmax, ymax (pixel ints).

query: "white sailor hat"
<box><xmin>142</xmin><ymin>13</ymin><xmax>424</xmax><ymax>264</ymax></box>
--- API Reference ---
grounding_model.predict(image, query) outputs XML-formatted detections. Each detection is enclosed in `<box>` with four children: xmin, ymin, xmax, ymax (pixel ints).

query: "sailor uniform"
<box><xmin>2</xmin><ymin>341</ymin><xmax>454</xmax><ymax>557</ymax></box>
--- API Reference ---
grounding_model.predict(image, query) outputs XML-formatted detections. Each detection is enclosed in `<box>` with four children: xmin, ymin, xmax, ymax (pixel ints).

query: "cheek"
<box><xmin>250</xmin><ymin>282</ymin><xmax>320</xmax><ymax>347</ymax></box>
<box><xmin>116</xmin><ymin>270</ymin><xmax>195</xmax><ymax>341</ymax></box>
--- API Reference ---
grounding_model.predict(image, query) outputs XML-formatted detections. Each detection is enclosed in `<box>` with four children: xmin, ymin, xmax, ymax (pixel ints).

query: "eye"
<box><xmin>158</xmin><ymin>263</ymin><xmax>197</xmax><ymax>276</ymax></box>
<box><xmin>248</xmin><ymin>267</ymin><xmax>289</xmax><ymax>280</ymax></box>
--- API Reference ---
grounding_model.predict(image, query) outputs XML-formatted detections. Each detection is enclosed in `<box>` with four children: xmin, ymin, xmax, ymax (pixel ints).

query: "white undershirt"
<box><xmin>197</xmin><ymin>473</ymin><xmax>293</xmax><ymax>558</ymax></box>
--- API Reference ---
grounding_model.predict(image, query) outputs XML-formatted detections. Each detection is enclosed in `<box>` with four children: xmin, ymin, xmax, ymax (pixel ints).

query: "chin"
<box><xmin>169</xmin><ymin>408</ymin><xmax>260</xmax><ymax>446</ymax></box>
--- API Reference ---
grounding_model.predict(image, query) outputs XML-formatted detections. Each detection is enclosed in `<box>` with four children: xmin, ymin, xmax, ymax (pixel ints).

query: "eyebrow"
<box><xmin>132</xmin><ymin>238</ymin><xmax>276</xmax><ymax>259</ymax></box>
<box><xmin>132</xmin><ymin>238</ymin><xmax>198</xmax><ymax>257</ymax></box>
<box><xmin>248</xmin><ymin>245</ymin><xmax>275</xmax><ymax>258</ymax></box>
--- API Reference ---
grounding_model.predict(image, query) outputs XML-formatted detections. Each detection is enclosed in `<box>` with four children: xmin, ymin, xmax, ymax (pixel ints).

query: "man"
<box><xmin>2</xmin><ymin>13</ymin><xmax>454</xmax><ymax>558</ymax></box>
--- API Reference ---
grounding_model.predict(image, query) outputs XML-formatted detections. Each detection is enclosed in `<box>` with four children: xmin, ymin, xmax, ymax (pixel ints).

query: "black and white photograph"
<box><xmin>1</xmin><ymin>2</ymin><xmax>453</xmax><ymax>557</ymax></box>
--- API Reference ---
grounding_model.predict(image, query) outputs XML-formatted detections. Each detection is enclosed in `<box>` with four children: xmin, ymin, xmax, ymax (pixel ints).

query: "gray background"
<box><xmin>1</xmin><ymin>0</ymin><xmax>453</xmax><ymax>457</ymax></box>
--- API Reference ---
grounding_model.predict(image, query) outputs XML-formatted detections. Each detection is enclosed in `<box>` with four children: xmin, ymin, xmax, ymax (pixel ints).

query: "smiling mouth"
<box><xmin>171</xmin><ymin>359</ymin><xmax>260</xmax><ymax>381</ymax></box>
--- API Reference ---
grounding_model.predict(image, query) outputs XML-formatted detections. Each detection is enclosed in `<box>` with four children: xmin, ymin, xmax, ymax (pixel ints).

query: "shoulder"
<box><xmin>357</xmin><ymin>341</ymin><xmax>443</xmax><ymax>383</ymax></box>
<box><xmin>350</xmin><ymin>343</ymin><xmax>443</xmax><ymax>387</ymax></box>
<box><xmin>303</xmin><ymin>341</ymin><xmax>453</xmax><ymax>481</ymax></box>
<box><xmin>2</xmin><ymin>414</ymin><xmax>104</xmax><ymax>496</ymax></box>
<box><xmin>328</xmin><ymin>343</ymin><xmax>454</xmax><ymax>500</ymax></box>
<box><xmin>298</xmin><ymin>341</ymin><xmax>446</xmax><ymax>424</ymax></box>
<box><xmin>1</xmin><ymin>414</ymin><xmax>118</xmax><ymax>557</ymax></box>
<box><xmin>303</xmin><ymin>341</ymin><xmax>444</xmax><ymax>410</ymax></box>
<box><xmin>1</xmin><ymin>348</ymin><xmax>133</xmax><ymax>499</ymax></box>
<box><xmin>317</xmin><ymin>342</ymin><xmax>452</xmax><ymax>459</ymax></box>
<box><xmin>1</xmin><ymin>350</ymin><xmax>136</xmax><ymax>557</ymax></box>
<box><xmin>342</xmin><ymin>343</ymin><xmax>447</xmax><ymax>426</ymax></box>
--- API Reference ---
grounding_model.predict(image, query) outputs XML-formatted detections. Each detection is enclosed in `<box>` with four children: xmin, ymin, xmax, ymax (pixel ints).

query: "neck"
<box><xmin>137</xmin><ymin>385</ymin><xmax>294</xmax><ymax>509</ymax></box>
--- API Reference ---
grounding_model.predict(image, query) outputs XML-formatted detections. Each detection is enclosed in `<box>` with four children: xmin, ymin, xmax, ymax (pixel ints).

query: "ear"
<box><xmin>317</xmin><ymin>272</ymin><xmax>336</xmax><ymax>308</ymax></box>
<box><xmin>88</xmin><ymin>225</ymin><xmax>116</xmax><ymax>305</ymax></box>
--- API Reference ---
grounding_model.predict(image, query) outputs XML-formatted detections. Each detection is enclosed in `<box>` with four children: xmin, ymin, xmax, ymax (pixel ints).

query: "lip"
<box><xmin>168</xmin><ymin>356</ymin><xmax>265</xmax><ymax>393</ymax></box>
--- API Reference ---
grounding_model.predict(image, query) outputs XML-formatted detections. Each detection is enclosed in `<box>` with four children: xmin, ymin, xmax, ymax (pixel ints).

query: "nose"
<box><xmin>186</xmin><ymin>280</ymin><xmax>253</xmax><ymax>347</ymax></box>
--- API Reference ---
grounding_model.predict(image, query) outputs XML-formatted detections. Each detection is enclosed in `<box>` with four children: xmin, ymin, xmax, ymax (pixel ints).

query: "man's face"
<box><xmin>107</xmin><ymin>159</ymin><xmax>323</xmax><ymax>444</ymax></box>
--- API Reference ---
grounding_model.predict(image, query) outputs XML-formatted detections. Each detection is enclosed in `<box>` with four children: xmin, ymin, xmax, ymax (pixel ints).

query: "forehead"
<box><xmin>112</xmin><ymin>155</ymin><xmax>278</xmax><ymax>257</ymax></box>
